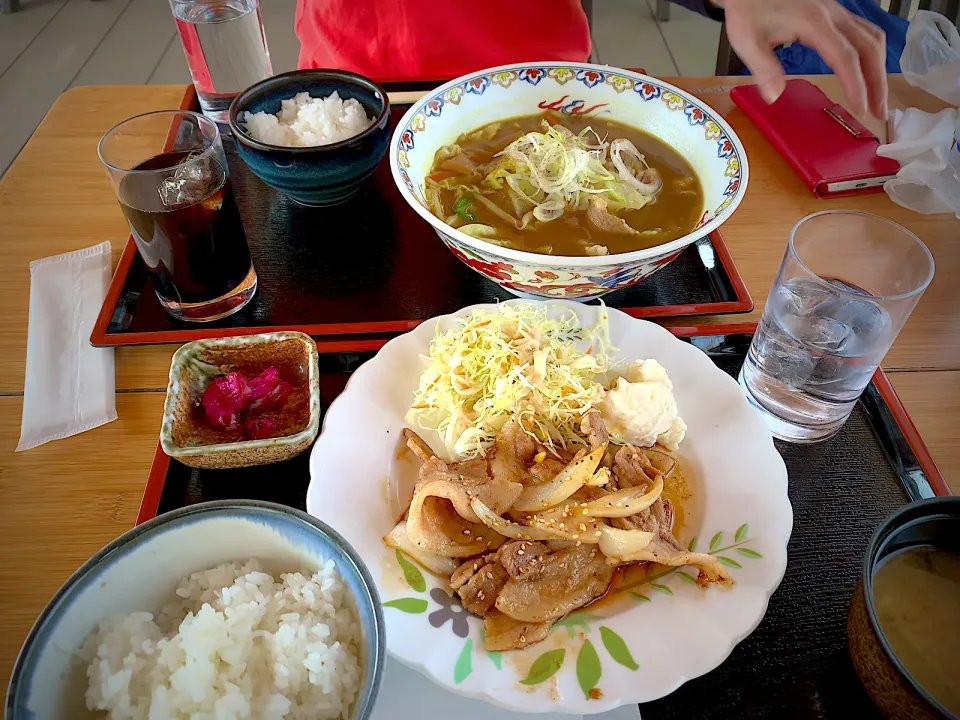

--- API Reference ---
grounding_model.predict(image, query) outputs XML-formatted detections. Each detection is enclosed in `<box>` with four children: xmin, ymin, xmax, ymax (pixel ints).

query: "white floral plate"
<box><xmin>306</xmin><ymin>301</ymin><xmax>792</xmax><ymax>714</ymax></box>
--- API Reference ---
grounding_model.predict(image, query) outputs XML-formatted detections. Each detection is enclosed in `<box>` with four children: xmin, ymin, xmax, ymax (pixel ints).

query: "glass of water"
<box><xmin>739</xmin><ymin>210</ymin><xmax>934</xmax><ymax>443</ymax></box>
<box><xmin>170</xmin><ymin>0</ymin><xmax>273</xmax><ymax>123</ymax></box>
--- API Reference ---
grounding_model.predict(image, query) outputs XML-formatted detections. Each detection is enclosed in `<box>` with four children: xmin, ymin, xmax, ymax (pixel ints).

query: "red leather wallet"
<box><xmin>730</xmin><ymin>79</ymin><xmax>899</xmax><ymax>198</ymax></box>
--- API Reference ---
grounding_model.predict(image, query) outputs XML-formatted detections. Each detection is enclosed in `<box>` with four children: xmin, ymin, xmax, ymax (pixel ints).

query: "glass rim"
<box><xmin>787</xmin><ymin>210</ymin><xmax>935</xmax><ymax>303</ymax></box>
<box><xmin>97</xmin><ymin>110</ymin><xmax>220</xmax><ymax>174</ymax></box>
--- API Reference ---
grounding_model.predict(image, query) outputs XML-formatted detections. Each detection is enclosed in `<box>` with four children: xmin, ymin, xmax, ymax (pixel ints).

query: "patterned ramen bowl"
<box><xmin>389</xmin><ymin>62</ymin><xmax>748</xmax><ymax>300</ymax></box>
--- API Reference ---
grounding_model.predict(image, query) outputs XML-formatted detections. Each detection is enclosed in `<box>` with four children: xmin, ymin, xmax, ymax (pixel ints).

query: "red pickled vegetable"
<box><xmin>245</xmin><ymin>417</ymin><xmax>278</xmax><ymax>440</ymax></box>
<box><xmin>246</xmin><ymin>368</ymin><xmax>292</xmax><ymax>413</ymax></box>
<box><xmin>201</xmin><ymin>372</ymin><xmax>249</xmax><ymax>428</ymax></box>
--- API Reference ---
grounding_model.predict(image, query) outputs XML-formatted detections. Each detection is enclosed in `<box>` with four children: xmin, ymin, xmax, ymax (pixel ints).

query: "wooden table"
<box><xmin>0</xmin><ymin>77</ymin><xmax>956</xmax><ymax>691</ymax></box>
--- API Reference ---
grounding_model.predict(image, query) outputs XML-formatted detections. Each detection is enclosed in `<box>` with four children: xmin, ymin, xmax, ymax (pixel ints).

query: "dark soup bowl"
<box><xmin>228</xmin><ymin>69</ymin><xmax>390</xmax><ymax>207</ymax></box>
<box><xmin>849</xmin><ymin>496</ymin><xmax>960</xmax><ymax>719</ymax></box>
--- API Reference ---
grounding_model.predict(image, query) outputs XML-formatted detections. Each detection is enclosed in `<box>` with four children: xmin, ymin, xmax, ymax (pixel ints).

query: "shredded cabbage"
<box><xmin>407</xmin><ymin>304</ymin><xmax>613</xmax><ymax>460</ymax></box>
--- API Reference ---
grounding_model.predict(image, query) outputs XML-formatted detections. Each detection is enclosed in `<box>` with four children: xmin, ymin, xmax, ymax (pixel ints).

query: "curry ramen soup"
<box><xmin>426</xmin><ymin>113</ymin><xmax>704</xmax><ymax>257</ymax></box>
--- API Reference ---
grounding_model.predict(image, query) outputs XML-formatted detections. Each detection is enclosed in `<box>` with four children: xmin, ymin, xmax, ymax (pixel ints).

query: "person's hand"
<box><xmin>711</xmin><ymin>0</ymin><xmax>888</xmax><ymax>120</ymax></box>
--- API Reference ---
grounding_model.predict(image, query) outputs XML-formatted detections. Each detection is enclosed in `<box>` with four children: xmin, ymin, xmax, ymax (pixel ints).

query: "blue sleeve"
<box><xmin>668</xmin><ymin>0</ymin><xmax>725</xmax><ymax>20</ymax></box>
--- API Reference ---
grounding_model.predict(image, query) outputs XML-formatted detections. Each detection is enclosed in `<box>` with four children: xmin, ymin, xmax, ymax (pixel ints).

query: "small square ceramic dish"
<box><xmin>160</xmin><ymin>332</ymin><xmax>320</xmax><ymax>468</ymax></box>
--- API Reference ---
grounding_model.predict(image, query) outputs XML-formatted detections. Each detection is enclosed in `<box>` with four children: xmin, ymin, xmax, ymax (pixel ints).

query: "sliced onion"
<box><xmin>642</xmin><ymin>449</ymin><xmax>677</xmax><ymax>479</ymax></box>
<box><xmin>512</xmin><ymin>443</ymin><xmax>607</xmax><ymax>513</ymax></box>
<box><xmin>506</xmin><ymin>173</ymin><xmax>540</xmax><ymax>206</ymax></box>
<box><xmin>585</xmin><ymin>467</ymin><xmax>611</xmax><ymax>487</ymax></box>
<box><xmin>610</xmin><ymin>139</ymin><xmax>662</xmax><ymax>196</ymax></box>
<box><xmin>613</xmin><ymin>543</ymin><xmax>732</xmax><ymax>584</ymax></box>
<box><xmin>458</xmin><ymin>223</ymin><xmax>499</xmax><ymax>239</ymax></box>
<box><xmin>471</xmin><ymin>497</ymin><xmax>562</xmax><ymax>542</ymax></box>
<box><xmin>580</xmin><ymin>475</ymin><xmax>664</xmax><ymax>518</ymax></box>
<box><xmin>598</xmin><ymin>524</ymin><xmax>655</xmax><ymax>560</ymax></box>
<box><xmin>533</xmin><ymin>200</ymin><xmax>565</xmax><ymax>222</ymax></box>
<box><xmin>383</xmin><ymin>521</ymin><xmax>458</xmax><ymax>576</ymax></box>
<box><xmin>471</xmin><ymin>193</ymin><xmax>522</xmax><ymax>227</ymax></box>
<box><xmin>527</xmin><ymin>502</ymin><xmax>600</xmax><ymax>543</ymax></box>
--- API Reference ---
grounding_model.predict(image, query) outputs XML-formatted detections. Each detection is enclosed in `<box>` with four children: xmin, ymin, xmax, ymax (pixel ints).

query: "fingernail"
<box><xmin>761</xmin><ymin>87</ymin><xmax>782</xmax><ymax>105</ymax></box>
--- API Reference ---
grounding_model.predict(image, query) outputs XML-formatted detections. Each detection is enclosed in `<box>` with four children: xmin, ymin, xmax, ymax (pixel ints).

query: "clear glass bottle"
<box><xmin>169</xmin><ymin>0</ymin><xmax>273</xmax><ymax>123</ymax></box>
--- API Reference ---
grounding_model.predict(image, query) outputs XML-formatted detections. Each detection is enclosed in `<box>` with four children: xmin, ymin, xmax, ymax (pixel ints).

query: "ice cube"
<box><xmin>801</xmin><ymin>315</ymin><xmax>852</xmax><ymax>353</ymax></box>
<box><xmin>777</xmin><ymin>278</ymin><xmax>833</xmax><ymax>317</ymax></box>
<box><xmin>157</xmin><ymin>155</ymin><xmax>217</xmax><ymax>209</ymax></box>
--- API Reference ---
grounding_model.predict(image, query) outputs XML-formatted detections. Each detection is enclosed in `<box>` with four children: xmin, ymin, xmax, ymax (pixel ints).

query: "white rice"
<box><xmin>242</xmin><ymin>92</ymin><xmax>373</xmax><ymax>147</ymax></box>
<box><xmin>84</xmin><ymin>559</ymin><xmax>362</xmax><ymax>720</ymax></box>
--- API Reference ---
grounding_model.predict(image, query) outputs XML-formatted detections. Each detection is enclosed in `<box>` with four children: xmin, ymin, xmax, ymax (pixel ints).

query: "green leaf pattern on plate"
<box><xmin>737</xmin><ymin>547</ymin><xmax>763</xmax><ymax>559</ymax></box>
<box><xmin>383</xmin><ymin>597</ymin><xmax>428</xmax><ymax>614</ymax></box>
<box><xmin>709</xmin><ymin>531</ymin><xmax>724</xmax><ymax>551</ymax></box>
<box><xmin>629</xmin><ymin>592</ymin><xmax>651</xmax><ymax>603</ymax></box>
<box><xmin>676</xmin><ymin>571</ymin><xmax>698</xmax><ymax>585</ymax></box>
<box><xmin>454</xmin><ymin>638</ymin><xmax>473</xmax><ymax>684</ymax></box>
<box><xmin>651</xmin><ymin>583</ymin><xmax>673</xmax><ymax>595</ymax></box>
<box><xmin>576</xmin><ymin>640</ymin><xmax>602</xmax><ymax>699</ymax></box>
<box><xmin>487</xmin><ymin>650</ymin><xmax>502</xmax><ymax>670</ymax></box>
<box><xmin>735</xmin><ymin>523</ymin><xmax>749</xmax><ymax>542</ymax></box>
<box><xmin>553</xmin><ymin>612</ymin><xmax>598</xmax><ymax>638</ymax></box>
<box><xmin>395</xmin><ymin>550</ymin><xmax>426</xmax><ymax>593</ymax></box>
<box><xmin>599</xmin><ymin>626</ymin><xmax>639</xmax><ymax>671</ymax></box>
<box><xmin>716</xmin><ymin>556</ymin><xmax>742</xmax><ymax>569</ymax></box>
<box><xmin>520</xmin><ymin>649</ymin><xmax>566</xmax><ymax>685</ymax></box>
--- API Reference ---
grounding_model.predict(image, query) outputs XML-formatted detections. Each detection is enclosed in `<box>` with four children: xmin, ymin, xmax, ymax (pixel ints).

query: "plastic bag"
<box><xmin>878</xmin><ymin>107</ymin><xmax>960</xmax><ymax>217</ymax></box>
<box><xmin>900</xmin><ymin>10</ymin><xmax>960</xmax><ymax>105</ymax></box>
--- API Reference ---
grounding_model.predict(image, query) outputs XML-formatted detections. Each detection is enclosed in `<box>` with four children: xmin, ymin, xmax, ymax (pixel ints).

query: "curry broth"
<box><xmin>428</xmin><ymin>113</ymin><xmax>704</xmax><ymax>256</ymax></box>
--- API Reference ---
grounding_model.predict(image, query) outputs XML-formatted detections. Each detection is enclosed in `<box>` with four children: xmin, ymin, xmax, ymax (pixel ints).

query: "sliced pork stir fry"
<box><xmin>483</xmin><ymin>609</ymin><xmax>552</xmax><ymax>653</ymax></box>
<box><xmin>498</xmin><ymin>540</ymin><xmax>548</xmax><ymax>582</ymax></box>
<box><xmin>456</xmin><ymin>555</ymin><xmax>509</xmax><ymax>616</ymax></box>
<box><xmin>385</xmin><ymin>420</ymin><xmax>730</xmax><ymax>651</ymax></box>
<box><xmin>581</xmin><ymin>408</ymin><xmax>609</xmax><ymax>450</ymax></box>
<box><xmin>495</xmin><ymin>544</ymin><xmax>614</xmax><ymax>624</ymax></box>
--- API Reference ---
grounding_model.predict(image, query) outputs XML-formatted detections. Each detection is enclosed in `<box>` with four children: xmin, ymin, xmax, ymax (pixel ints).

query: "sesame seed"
<box><xmin>519</xmin><ymin>634</ymin><xmax>526</xmax><ymax>643</ymax></box>
<box><xmin>559</xmin><ymin>523</ymin><xmax>565</xmax><ymax>529</ymax></box>
<box><xmin>518</xmin><ymin>549</ymin><xmax>525</xmax><ymax>556</ymax></box>
<box><xmin>462</xmin><ymin>529</ymin><xmax>471</xmax><ymax>535</ymax></box>
<box><xmin>595</xmin><ymin>531</ymin><xmax>602</xmax><ymax>537</ymax></box>
<box><xmin>615</xmin><ymin>502</ymin><xmax>623</xmax><ymax>507</ymax></box>
<box><xmin>579</xmin><ymin>523</ymin><xmax>586</xmax><ymax>532</ymax></box>
<box><xmin>576</xmin><ymin>540</ymin><xmax>582</xmax><ymax>546</ymax></box>
<box><xmin>478</xmin><ymin>591</ymin><xmax>485</xmax><ymax>600</ymax></box>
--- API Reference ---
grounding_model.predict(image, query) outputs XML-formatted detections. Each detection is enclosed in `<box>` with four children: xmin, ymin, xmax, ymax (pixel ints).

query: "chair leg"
<box><xmin>1</xmin><ymin>0</ymin><xmax>21</xmax><ymax>13</ymax></box>
<box><xmin>944</xmin><ymin>0</ymin><xmax>960</xmax><ymax>25</ymax></box>
<box><xmin>656</xmin><ymin>0</ymin><xmax>670</xmax><ymax>22</ymax></box>
<box><xmin>715</xmin><ymin>23</ymin><xmax>746</xmax><ymax>76</ymax></box>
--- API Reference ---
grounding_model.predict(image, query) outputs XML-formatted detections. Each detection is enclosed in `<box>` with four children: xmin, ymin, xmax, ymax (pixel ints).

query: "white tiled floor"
<box><xmin>0</xmin><ymin>0</ymin><xmax>720</xmax><ymax>177</ymax></box>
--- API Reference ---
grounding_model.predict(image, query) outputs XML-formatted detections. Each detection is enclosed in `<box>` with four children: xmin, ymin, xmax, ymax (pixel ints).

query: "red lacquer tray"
<box><xmin>91</xmin><ymin>83</ymin><xmax>753</xmax><ymax>349</ymax></box>
<box><xmin>136</xmin><ymin>322</ymin><xmax>948</xmax><ymax>525</ymax></box>
<box><xmin>134</xmin><ymin>323</ymin><xmax>948</xmax><ymax>718</ymax></box>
